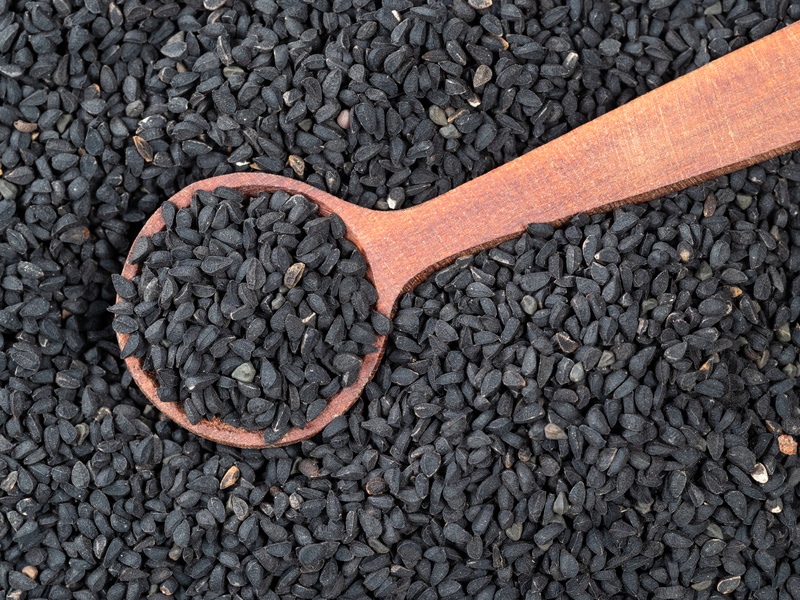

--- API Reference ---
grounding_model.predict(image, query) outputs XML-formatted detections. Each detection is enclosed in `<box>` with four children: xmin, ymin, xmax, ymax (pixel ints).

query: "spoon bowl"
<box><xmin>117</xmin><ymin>173</ymin><xmax>389</xmax><ymax>448</ymax></box>
<box><xmin>120</xmin><ymin>22</ymin><xmax>800</xmax><ymax>447</ymax></box>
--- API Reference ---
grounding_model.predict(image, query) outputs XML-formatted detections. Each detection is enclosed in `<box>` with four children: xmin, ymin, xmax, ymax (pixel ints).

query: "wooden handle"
<box><xmin>361</xmin><ymin>22</ymin><xmax>800</xmax><ymax>312</ymax></box>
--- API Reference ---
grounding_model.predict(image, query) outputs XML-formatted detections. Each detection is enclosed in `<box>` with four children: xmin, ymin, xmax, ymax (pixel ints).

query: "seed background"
<box><xmin>1</xmin><ymin>0</ymin><xmax>800</xmax><ymax>599</ymax></box>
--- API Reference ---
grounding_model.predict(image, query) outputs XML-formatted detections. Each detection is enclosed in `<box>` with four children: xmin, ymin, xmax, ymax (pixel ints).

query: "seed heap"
<box><xmin>112</xmin><ymin>187</ymin><xmax>384</xmax><ymax>439</ymax></box>
<box><xmin>377</xmin><ymin>165</ymin><xmax>800</xmax><ymax>598</ymax></box>
<box><xmin>1</xmin><ymin>0</ymin><xmax>800</xmax><ymax>599</ymax></box>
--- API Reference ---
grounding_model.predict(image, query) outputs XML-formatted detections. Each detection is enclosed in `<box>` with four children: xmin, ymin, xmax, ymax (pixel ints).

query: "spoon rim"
<box><xmin>117</xmin><ymin>172</ymin><xmax>387</xmax><ymax>448</ymax></box>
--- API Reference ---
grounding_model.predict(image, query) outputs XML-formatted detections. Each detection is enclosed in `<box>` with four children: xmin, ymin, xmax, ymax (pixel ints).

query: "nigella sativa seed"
<box><xmin>2</xmin><ymin>0</ymin><xmax>800</xmax><ymax>599</ymax></box>
<box><xmin>111</xmin><ymin>187</ymin><xmax>383</xmax><ymax>435</ymax></box>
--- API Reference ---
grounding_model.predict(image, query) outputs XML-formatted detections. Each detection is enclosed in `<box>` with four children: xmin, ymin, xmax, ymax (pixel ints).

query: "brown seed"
<box><xmin>21</xmin><ymin>566</ymin><xmax>37</xmax><ymax>580</ymax></box>
<box><xmin>544</xmin><ymin>423</ymin><xmax>567</xmax><ymax>440</ymax></box>
<box><xmin>220</xmin><ymin>465</ymin><xmax>240</xmax><ymax>489</ymax></box>
<box><xmin>473</xmin><ymin>65</ymin><xmax>492</xmax><ymax>88</ymax></box>
<box><xmin>555</xmin><ymin>332</ymin><xmax>578</xmax><ymax>353</ymax></box>
<box><xmin>468</xmin><ymin>0</ymin><xmax>492</xmax><ymax>8</ymax></box>
<box><xmin>336</xmin><ymin>109</ymin><xmax>350</xmax><ymax>129</ymax></box>
<box><xmin>133</xmin><ymin>136</ymin><xmax>153</xmax><ymax>161</ymax></box>
<box><xmin>703</xmin><ymin>195</ymin><xmax>716</xmax><ymax>217</ymax></box>
<box><xmin>284</xmin><ymin>262</ymin><xmax>305</xmax><ymax>289</ymax></box>
<box><xmin>13</xmin><ymin>120</ymin><xmax>37</xmax><ymax>133</ymax></box>
<box><xmin>779</xmin><ymin>434</ymin><xmax>797</xmax><ymax>455</ymax></box>
<box><xmin>299</xmin><ymin>458</ymin><xmax>321</xmax><ymax>478</ymax></box>
<box><xmin>365</xmin><ymin>477</ymin><xmax>388</xmax><ymax>495</ymax></box>
<box><xmin>729</xmin><ymin>286</ymin><xmax>742</xmax><ymax>298</ymax></box>
<box><xmin>289</xmin><ymin>492</ymin><xmax>303</xmax><ymax>510</ymax></box>
<box><xmin>0</xmin><ymin>470</ymin><xmax>17</xmax><ymax>491</ymax></box>
<box><xmin>288</xmin><ymin>155</ymin><xmax>304</xmax><ymax>177</ymax></box>
<box><xmin>489</xmin><ymin>33</ymin><xmax>509</xmax><ymax>50</ymax></box>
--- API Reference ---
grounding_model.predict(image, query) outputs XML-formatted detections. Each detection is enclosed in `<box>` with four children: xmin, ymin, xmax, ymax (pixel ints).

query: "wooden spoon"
<box><xmin>118</xmin><ymin>23</ymin><xmax>800</xmax><ymax>448</ymax></box>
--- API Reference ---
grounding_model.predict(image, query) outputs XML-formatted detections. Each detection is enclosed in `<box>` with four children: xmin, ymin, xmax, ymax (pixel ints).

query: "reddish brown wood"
<box><xmin>121</xmin><ymin>22</ymin><xmax>800</xmax><ymax>448</ymax></box>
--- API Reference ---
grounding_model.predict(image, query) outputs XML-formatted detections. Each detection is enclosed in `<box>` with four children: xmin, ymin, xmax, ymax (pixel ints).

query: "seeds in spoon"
<box><xmin>112</xmin><ymin>188</ymin><xmax>383</xmax><ymax>439</ymax></box>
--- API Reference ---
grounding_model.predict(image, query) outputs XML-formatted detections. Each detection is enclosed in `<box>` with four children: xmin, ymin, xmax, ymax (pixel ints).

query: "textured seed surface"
<box><xmin>115</xmin><ymin>188</ymin><xmax>377</xmax><ymax>433</ymax></box>
<box><xmin>220</xmin><ymin>466</ymin><xmax>240</xmax><ymax>489</ymax></box>
<box><xmin>779</xmin><ymin>434</ymin><xmax>797</xmax><ymax>455</ymax></box>
<box><xmin>2</xmin><ymin>1</ymin><xmax>800</xmax><ymax>599</ymax></box>
<box><xmin>283</xmin><ymin>262</ymin><xmax>305</xmax><ymax>289</ymax></box>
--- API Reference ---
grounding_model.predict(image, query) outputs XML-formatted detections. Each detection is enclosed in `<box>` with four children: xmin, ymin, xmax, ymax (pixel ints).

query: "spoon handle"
<box><xmin>366</xmin><ymin>22</ymin><xmax>800</xmax><ymax>312</ymax></box>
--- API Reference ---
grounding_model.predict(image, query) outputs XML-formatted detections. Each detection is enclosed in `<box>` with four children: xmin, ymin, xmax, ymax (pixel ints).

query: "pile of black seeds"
<box><xmin>112</xmin><ymin>187</ymin><xmax>386</xmax><ymax>438</ymax></box>
<box><xmin>2</xmin><ymin>0</ymin><xmax>800</xmax><ymax>599</ymax></box>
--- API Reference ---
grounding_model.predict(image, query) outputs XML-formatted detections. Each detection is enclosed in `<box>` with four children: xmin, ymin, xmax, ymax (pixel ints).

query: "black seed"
<box><xmin>71</xmin><ymin>461</ymin><xmax>90</xmax><ymax>489</ymax></box>
<box><xmin>3</xmin><ymin>2</ymin><xmax>800</xmax><ymax>599</ymax></box>
<box><xmin>112</xmin><ymin>274</ymin><xmax>136</xmax><ymax>299</ymax></box>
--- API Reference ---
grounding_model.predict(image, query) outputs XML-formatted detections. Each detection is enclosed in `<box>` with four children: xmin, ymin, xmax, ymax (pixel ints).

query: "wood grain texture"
<box><xmin>120</xmin><ymin>22</ymin><xmax>800</xmax><ymax>447</ymax></box>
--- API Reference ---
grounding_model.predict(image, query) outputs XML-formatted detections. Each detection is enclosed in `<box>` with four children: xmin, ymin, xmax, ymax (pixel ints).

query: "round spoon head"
<box><xmin>117</xmin><ymin>173</ymin><xmax>388</xmax><ymax>448</ymax></box>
